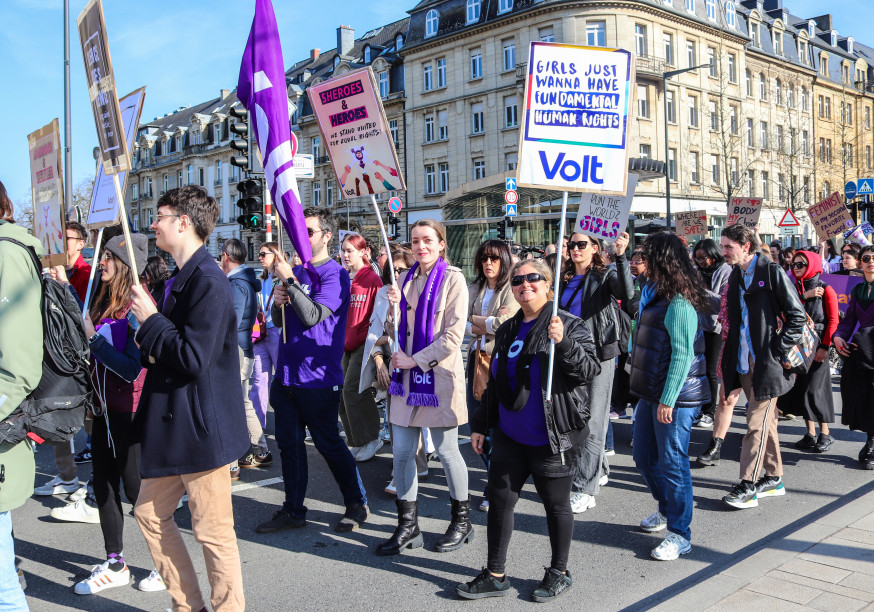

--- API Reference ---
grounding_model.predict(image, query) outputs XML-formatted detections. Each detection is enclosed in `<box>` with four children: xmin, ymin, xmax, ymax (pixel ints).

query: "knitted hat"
<box><xmin>104</xmin><ymin>233</ymin><xmax>148</xmax><ymax>276</ymax></box>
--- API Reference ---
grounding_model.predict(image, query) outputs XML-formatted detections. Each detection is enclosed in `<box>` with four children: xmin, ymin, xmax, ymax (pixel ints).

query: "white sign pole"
<box><xmin>370</xmin><ymin>194</ymin><xmax>400</xmax><ymax>355</ymax></box>
<box><xmin>111</xmin><ymin>173</ymin><xmax>141</xmax><ymax>287</ymax></box>
<box><xmin>81</xmin><ymin>226</ymin><xmax>104</xmax><ymax>317</ymax></box>
<box><xmin>545</xmin><ymin>191</ymin><xmax>569</xmax><ymax>407</ymax></box>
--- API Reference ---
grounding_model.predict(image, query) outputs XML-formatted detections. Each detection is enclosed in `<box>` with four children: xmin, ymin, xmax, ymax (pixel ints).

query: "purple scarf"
<box><xmin>93</xmin><ymin>317</ymin><xmax>130</xmax><ymax>366</ymax></box>
<box><xmin>389</xmin><ymin>258</ymin><xmax>448</xmax><ymax>407</ymax></box>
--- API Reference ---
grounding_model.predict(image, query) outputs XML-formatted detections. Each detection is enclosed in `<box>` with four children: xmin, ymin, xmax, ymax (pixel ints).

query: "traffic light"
<box><xmin>236</xmin><ymin>178</ymin><xmax>264</xmax><ymax>230</ymax></box>
<box><xmin>387</xmin><ymin>213</ymin><xmax>399</xmax><ymax>240</ymax></box>
<box><xmin>229</xmin><ymin>107</ymin><xmax>251</xmax><ymax>172</ymax></box>
<box><xmin>496</xmin><ymin>219</ymin><xmax>507</xmax><ymax>240</ymax></box>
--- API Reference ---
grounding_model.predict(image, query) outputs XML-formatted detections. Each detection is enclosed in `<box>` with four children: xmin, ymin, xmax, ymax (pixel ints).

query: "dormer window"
<box><xmin>498</xmin><ymin>0</ymin><xmax>513</xmax><ymax>14</ymax></box>
<box><xmin>467</xmin><ymin>0</ymin><xmax>481</xmax><ymax>24</ymax></box>
<box><xmin>425</xmin><ymin>10</ymin><xmax>439</xmax><ymax>38</ymax></box>
<box><xmin>808</xmin><ymin>20</ymin><xmax>815</xmax><ymax>38</ymax></box>
<box><xmin>334</xmin><ymin>56</ymin><xmax>341</xmax><ymax>68</ymax></box>
<box><xmin>848</xmin><ymin>37</ymin><xmax>855</xmax><ymax>54</ymax></box>
<box><xmin>831</xmin><ymin>30</ymin><xmax>838</xmax><ymax>47</ymax></box>
<box><xmin>396</xmin><ymin>34</ymin><xmax>404</xmax><ymax>50</ymax></box>
<box><xmin>364</xmin><ymin>46</ymin><xmax>371</xmax><ymax>63</ymax></box>
<box><xmin>725</xmin><ymin>2</ymin><xmax>736</xmax><ymax>29</ymax></box>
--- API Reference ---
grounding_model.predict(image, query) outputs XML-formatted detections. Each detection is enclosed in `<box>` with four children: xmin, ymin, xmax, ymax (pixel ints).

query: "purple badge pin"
<box><xmin>759</xmin><ymin>281</ymin><xmax>765</xmax><ymax>287</ymax></box>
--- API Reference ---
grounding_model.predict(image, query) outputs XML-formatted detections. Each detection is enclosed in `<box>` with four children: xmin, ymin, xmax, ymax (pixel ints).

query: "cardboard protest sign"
<box><xmin>726</xmin><ymin>197</ymin><xmax>763</xmax><ymax>228</ymax></box>
<box><xmin>87</xmin><ymin>87</ymin><xmax>145</xmax><ymax>229</ymax></box>
<box><xmin>517</xmin><ymin>42</ymin><xmax>633</xmax><ymax>195</ymax></box>
<box><xmin>573</xmin><ymin>174</ymin><xmax>637</xmax><ymax>241</ymax></box>
<box><xmin>808</xmin><ymin>192</ymin><xmax>854</xmax><ymax>241</ymax></box>
<box><xmin>307</xmin><ymin>67</ymin><xmax>405</xmax><ymax>199</ymax></box>
<box><xmin>78</xmin><ymin>0</ymin><xmax>129</xmax><ymax>175</ymax></box>
<box><xmin>28</xmin><ymin>119</ymin><xmax>66</xmax><ymax>266</ymax></box>
<box><xmin>675</xmin><ymin>209</ymin><xmax>708</xmax><ymax>240</ymax></box>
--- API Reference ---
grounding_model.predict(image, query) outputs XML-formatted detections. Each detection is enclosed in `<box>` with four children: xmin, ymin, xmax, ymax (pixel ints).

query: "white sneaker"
<box><xmin>651</xmin><ymin>533</ymin><xmax>691</xmax><ymax>561</ymax></box>
<box><xmin>570</xmin><ymin>492</ymin><xmax>596</xmax><ymax>514</ymax></box>
<box><xmin>51</xmin><ymin>499</ymin><xmax>100</xmax><ymax>524</ymax></box>
<box><xmin>478</xmin><ymin>499</ymin><xmax>489</xmax><ymax>512</ymax></box>
<box><xmin>34</xmin><ymin>475</ymin><xmax>80</xmax><ymax>496</ymax></box>
<box><xmin>137</xmin><ymin>569</ymin><xmax>167</xmax><ymax>592</ymax></box>
<box><xmin>640</xmin><ymin>510</ymin><xmax>667</xmax><ymax>533</ymax></box>
<box><xmin>68</xmin><ymin>485</ymin><xmax>89</xmax><ymax>502</ymax></box>
<box><xmin>605</xmin><ymin>449</ymin><xmax>616</xmax><ymax>456</ymax></box>
<box><xmin>74</xmin><ymin>561</ymin><xmax>130</xmax><ymax>594</ymax></box>
<box><xmin>384</xmin><ymin>479</ymin><xmax>397</xmax><ymax>495</ymax></box>
<box><xmin>355</xmin><ymin>438</ymin><xmax>385</xmax><ymax>462</ymax></box>
<box><xmin>599</xmin><ymin>474</ymin><xmax>609</xmax><ymax>487</ymax></box>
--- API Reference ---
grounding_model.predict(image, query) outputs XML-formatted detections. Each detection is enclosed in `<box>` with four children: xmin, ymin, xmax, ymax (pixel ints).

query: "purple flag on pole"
<box><xmin>237</xmin><ymin>0</ymin><xmax>312</xmax><ymax>266</ymax></box>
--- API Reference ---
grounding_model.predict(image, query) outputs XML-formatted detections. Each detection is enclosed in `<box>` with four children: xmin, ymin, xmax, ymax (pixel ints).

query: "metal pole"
<box><xmin>544</xmin><ymin>191</ymin><xmax>569</xmax><ymax>403</ymax></box>
<box><xmin>664</xmin><ymin>73</ymin><xmax>672</xmax><ymax>230</ymax></box>
<box><xmin>370</xmin><ymin>194</ymin><xmax>400</xmax><ymax>356</ymax></box>
<box><xmin>63</xmin><ymin>0</ymin><xmax>73</xmax><ymax>215</ymax></box>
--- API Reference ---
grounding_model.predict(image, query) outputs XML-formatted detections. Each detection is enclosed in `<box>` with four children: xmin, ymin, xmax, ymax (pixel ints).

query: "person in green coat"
<box><xmin>0</xmin><ymin>180</ymin><xmax>44</xmax><ymax>608</ymax></box>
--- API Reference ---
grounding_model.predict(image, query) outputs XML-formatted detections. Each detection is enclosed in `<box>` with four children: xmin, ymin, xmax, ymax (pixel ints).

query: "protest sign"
<box><xmin>517</xmin><ymin>42</ymin><xmax>633</xmax><ymax>195</ymax></box>
<box><xmin>28</xmin><ymin>119</ymin><xmax>66</xmax><ymax>266</ymax></box>
<box><xmin>573</xmin><ymin>174</ymin><xmax>638</xmax><ymax>241</ymax></box>
<box><xmin>726</xmin><ymin>197</ymin><xmax>763</xmax><ymax>228</ymax></box>
<box><xmin>307</xmin><ymin>67</ymin><xmax>405</xmax><ymax>199</ymax></box>
<box><xmin>822</xmin><ymin>273</ymin><xmax>864</xmax><ymax>314</ymax></box>
<box><xmin>77</xmin><ymin>0</ymin><xmax>129</xmax><ymax>175</ymax></box>
<box><xmin>675</xmin><ymin>209</ymin><xmax>708</xmax><ymax>240</ymax></box>
<box><xmin>843</xmin><ymin>222</ymin><xmax>874</xmax><ymax>247</ymax></box>
<box><xmin>808</xmin><ymin>191</ymin><xmax>854</xmax><ymax>241</ymax></box>
<box><xmin>87</xmin><ymin>87</ymin><xmax>145</xmax><ymax>229</ymax></box>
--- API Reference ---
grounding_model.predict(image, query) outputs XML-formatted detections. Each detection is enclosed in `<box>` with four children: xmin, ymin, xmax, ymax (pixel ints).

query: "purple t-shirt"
<box><xmin>492</xmin><ymin>319</ymin><xmax>549</xmax><ymax>446</ymax></box>
<box><xmin>276</xmin><ymin>259</ymin><xmax>349</xmax><ymax>388</ymax></box>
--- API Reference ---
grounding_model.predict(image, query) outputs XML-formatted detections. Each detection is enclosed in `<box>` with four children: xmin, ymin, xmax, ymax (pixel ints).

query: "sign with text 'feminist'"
<box><xmin>28</xmin><ymin>119</ymin><xmax>66</xmax><ymax>265</ymax></box>
<box><xmin>727</xmin><ymin>197</ymin><xmax>763</xmax><ymax>229</ymax></box>
<box><xmin>308</xmin><ymin>67</ymin><xmax>405</xmax><ymax>199</ymax></box>
<box><xmin>574</xmin><ymin>174</ymin><xmax>638</xmax><ymax>241</ymax></box>
<box><xmin>809</xmin><ymin>192</ymin><xmax>854</xmax><ymax>241</ymax></box>
<box><xmin>518</xmin><ymin>42</ymin><xmax>633</xmax><ymax>195</ymax></box>
<box><xmin>675</xmin><ymin>209</ymin><xmax>708</xmax><ymax>240</ymax></box>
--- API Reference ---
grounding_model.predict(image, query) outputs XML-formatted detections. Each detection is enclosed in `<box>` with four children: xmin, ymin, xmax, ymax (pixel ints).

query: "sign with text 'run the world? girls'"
<box><xmin>517</xmin><ymin>42</ymin><xmax>633</xmax><ymax>196</ymax></box>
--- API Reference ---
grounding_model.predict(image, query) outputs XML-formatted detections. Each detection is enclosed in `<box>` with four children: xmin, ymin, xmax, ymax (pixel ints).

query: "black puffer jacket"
<box><xmin>471</xmin><ymin>308</ymin><xmax>601</xmax><ymax>455</ymax></box>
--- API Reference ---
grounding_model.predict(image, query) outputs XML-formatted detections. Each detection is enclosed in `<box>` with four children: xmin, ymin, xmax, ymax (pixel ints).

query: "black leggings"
<box><xmin>486</xmin><ymin>428</ymin><xmax>574</xmax><ymax>575</ymax></box>
<box><xmin>91</xmin><ymin>410</ymin><xmax>141</xmax><ymax>556</ymax></box>
<box><xmin>701</xmin><ymin>331</ymin><xmax>723</xmax><ymax>417</ymax></box>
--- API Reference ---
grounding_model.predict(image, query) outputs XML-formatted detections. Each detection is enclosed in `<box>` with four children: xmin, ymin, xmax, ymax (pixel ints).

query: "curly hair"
<box><xmin>642</xmin><ymin>232</ymin><xmax>710</xmax><ymax>310</ymax></box>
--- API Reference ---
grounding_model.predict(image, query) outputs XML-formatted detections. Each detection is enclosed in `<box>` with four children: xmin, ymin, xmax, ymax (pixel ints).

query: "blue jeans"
<box><xmin>0</xmin><ymin>512</ymin><xmax>27</xmax><ymax>611</ymax></box>
<box><xmin>632</xmin><ymin>399</ymin><xmax>696</xmax><ymax>541</ymax></box>
<box><xmin>270</xmin><ymin>382</ymin><xmax>367</xmax><ymax>518</ymax></box>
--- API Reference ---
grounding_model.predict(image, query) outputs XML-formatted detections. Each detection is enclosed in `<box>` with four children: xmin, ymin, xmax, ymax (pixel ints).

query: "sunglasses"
<box><xmin>790</xmin><ymin>261</ymin><xmax>807</xmax><ymax>269</ymax></box>
<box><xmin>307</xmin><ymin>227</ymin><xmax>325</xmax><ymax>237</ymax></box>
<box><xmin>568</xmin><ymin>240</ymin><xmax>589</xmax><ymax>251</ymax></box>
<box><xmin>258</xmin><ymin>251</ymin><xmax>271</xmax><ymax>258</ymax></box>
<box><xmin>511</xmin><ymin>273</ymin><xmax>547</xmax><ymax>286</ymax></box>
<box><xmin>862</xmin><ymin>255</ymin><xmax>874</xmax><ymax>263</ymax></box>
<box><xmin>481</xmin><ymin>254</ymin><xmax>501</xmax><ymax>263</ymax></box>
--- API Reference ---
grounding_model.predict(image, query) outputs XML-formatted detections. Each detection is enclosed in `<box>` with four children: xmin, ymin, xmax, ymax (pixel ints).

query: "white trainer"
<box><xmin>651</xmin><ymin>533</ymin><xmax>691</xmax><ymax>561</ymax></box>
<box><xmin>384</xmin><ymin>479</ymin><xmax>397</xmax><ymax>495</ymax></box>
<box><xmin>570</xmin><ymin>492</ymin><xmax>596</xmax><ymax>514</ymax></box>
<box><xmin>34</xmin><ymin>475</ymin><xmax>80</xmax><ymax>496</ymax></box>
<box><xmin>640</xmin><ymin>510</ymin><xmax>667</xmax><ymax>533</ymax></box>
<box><xmin>599</xmin><ymin>474</ymin><xmax>609</xmax><ymax>487</ymax></box>
<box><xmin>137</xmin><ymin>569</ymin><xmax>167</xmax><ymax>592</ymax></box>
<box><xmin>74</xmin><ymin>561</ymin><xmax>130</xmax><ymax>594</ymax></box>
<box><xmin>51</xmin><ymin>499</ymin><xmax>100</xmax><ymax>524</ymax></box>
<box><xmin>355</xmin><ymin>438</ymin><xmax>385</xmax><ymax>462</ymax></box>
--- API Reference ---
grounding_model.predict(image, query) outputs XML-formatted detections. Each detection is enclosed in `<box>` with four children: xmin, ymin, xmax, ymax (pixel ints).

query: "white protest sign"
<box><xmin>87</xmin><ymin>87</ymin><xmax>145</xmax><ymax>229</ymax></box>
<box><xmin>675</xmin><ymin>209</ymin><xmax>708</xmax><ymax>240</ymax></box>
<box><xmin>727</xmin><ymin>197</ymin><xmax>763</xmax><ymax>229</ymax></box>
<box><xmin>517</xmin><ymin>42</ymin><xmax>633</xmax><ymax>195</ymax></box>
<box><xmin>28</xmin><ymin>118</ymin><xmax>66</xmax><ymax>266</ymax></box>
<box><xmin>573</xmin><ymin>174</ymin><xmax>638</xmax><ymax>241</ymax></box>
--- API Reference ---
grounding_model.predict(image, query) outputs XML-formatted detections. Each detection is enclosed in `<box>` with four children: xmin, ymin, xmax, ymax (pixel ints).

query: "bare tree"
<box><xmin>766</xmin><ymin>74</ymin><xmax>814</xmax><ymax>213</ymax></box>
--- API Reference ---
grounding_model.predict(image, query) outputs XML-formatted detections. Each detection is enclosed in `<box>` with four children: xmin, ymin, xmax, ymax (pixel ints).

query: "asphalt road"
<box><xmin>13</xmin><ymin>377</ymin><xmax>874</xmax><ymax>611</ymax></box>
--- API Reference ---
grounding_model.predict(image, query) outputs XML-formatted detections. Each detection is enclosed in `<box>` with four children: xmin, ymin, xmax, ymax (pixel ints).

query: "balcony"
<box><xmin>636</xmin><ymin>55</ymin><xmax>668</xmax><ymax>79</ymax></box>
<box><xmin>316</xmin><ymin>155</ymin><xmax>330</xmax><ymax>165</ymax></box>
<box><xmin>214</xmin><ymin>178</ymin><xmax>223</xmax><ymax>186</ymax></box>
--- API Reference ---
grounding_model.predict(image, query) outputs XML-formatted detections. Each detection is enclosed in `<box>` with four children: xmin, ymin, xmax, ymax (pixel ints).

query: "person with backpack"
<box><xmin>0</xmin><ymin>181</ymin><xmax>43</xmax><ymax>609</ymax></box>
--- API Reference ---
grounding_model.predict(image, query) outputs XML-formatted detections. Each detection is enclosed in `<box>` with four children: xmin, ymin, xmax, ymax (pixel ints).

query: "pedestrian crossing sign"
<box><xmin>857</xmin><ymin>178</ymin><xmax>874</xmax><ymax>194</ymax></box>
<box><xmin>505</xmin><ymin>204</ymin><xmax>518</xmax><ymax>217</ymax></box>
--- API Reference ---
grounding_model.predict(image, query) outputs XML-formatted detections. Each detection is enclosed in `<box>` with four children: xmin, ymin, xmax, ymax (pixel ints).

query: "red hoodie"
<box><xmin>68</xmin><ymin>254</ymin><xmax>92</xmax><ymax>303</ymax></box>
<box><xmin>791</xmin><ymin>251</ymin><xmax>839</xmax><ymax>348</ymax></box>
<box><xmin>345</xmin><ymin>265</ymin><xmax>382</xmax><ymax>352</ymax></box>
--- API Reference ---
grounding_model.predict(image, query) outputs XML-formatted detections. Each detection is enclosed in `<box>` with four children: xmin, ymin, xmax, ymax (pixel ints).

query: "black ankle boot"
<box><xmin>862</xmin><ymin>436</ymin><xmax>874</xmax><ymax>470</ymax></box>
<box><xmin>697</xmin><ymin>437</ymin><xmax>723</xmax><ymax>466</ymax></box>
<box><xmin>376</xmin><ymin>499</ymin><xmax>424</xmax><ymax>556</ymax></box>
<box><xmin>435</xmin><ymin>498</ymin><xmax>474</xmax><ymax>552</ymax></box>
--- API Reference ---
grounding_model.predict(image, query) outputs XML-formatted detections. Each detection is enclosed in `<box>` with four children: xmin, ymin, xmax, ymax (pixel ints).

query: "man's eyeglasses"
<box><xmin>307</xmin><ymin>227</ymin><xmax>325</xmax><ymax>237</ymax></box>
<box><xmin>568</xmin><ymin>240</ymin><xmax>589</xmax><ymax>251</ymax></box>
<box><xmin>65</xmin><ymin>235</ymin><xmax>84</xmax><ymax>242</ymax></box>
<box><xmin>511</xmin><ymin>273</ymin><xmax>547</xmax><ymax>286</ymax></box>
<box><xmin>155</xmin><ymin>213</ymin><xmax>180</xmax><ymax>222</ymax></box>
<box><xmin>790</xmin><ymin>261</ymin><xmax>807</xmax><ymax>269</ymax></box>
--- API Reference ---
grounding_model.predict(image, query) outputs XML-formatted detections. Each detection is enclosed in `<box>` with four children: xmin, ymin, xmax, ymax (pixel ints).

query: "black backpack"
<box><xmin>0</xmin><ymin>237</ymin><xmax>92</xmax><ymax>446</ymax></box>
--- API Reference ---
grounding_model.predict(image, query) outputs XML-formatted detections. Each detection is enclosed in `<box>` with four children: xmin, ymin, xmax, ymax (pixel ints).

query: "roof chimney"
<box><xmin>337</xmin><ymin>25</ymin><xmax>354</xmax><ymax>57</ymax></box>
<box><xmin>220</xmin><ymin>89</ymin><xmax>230</xmax><ymax>99</ymax></box>
<box><xmin>310</xmin><ymin>48</ymin><xmax>320</xmax><ymax>62</ymax></box>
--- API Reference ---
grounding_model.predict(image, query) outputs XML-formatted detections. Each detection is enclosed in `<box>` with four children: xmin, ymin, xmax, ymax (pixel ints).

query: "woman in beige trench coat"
<box><xmin>376</xmin><ymin>219</ymin><xmax>472</xmax><ymax>557</ymax></box>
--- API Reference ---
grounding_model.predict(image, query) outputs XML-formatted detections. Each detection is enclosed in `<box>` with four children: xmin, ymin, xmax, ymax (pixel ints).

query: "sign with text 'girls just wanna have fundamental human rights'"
<box><xmin>517</xmin><ymin>42</ymin><xmax>633</xmax><ymax>196</ymax></box>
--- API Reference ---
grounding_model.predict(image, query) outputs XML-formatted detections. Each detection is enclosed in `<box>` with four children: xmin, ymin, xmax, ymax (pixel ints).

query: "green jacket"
<box><xmin>0</xmin><ymin>220</ymin><xmax>43</xmax><ymax>512</ymax></box>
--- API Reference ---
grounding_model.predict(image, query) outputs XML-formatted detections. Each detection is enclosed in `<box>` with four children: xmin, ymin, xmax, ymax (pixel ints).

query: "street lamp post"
<box><xmin>663</xmin><ymin>63</ymin><xmax>710</xmax><ymax>230</ymax></box>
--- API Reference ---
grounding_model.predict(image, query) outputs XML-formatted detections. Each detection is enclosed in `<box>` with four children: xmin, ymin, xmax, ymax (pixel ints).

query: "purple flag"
<box><xmin>237</xmin><ymin>0</ymin><xmax>312</xmax><ymax>265</ymax></box>
<box><xmin>821</xmin><ymin>273</ymin><xmax>864</xmax><ymax>314</ymax></box>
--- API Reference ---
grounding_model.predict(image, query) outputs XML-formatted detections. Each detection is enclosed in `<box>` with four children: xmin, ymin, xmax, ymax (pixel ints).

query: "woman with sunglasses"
<box><xmin>457</xmin><ymin>259</ymin><xmax>599</xmax><ymax>601</ymax></box>
<box><xmin>380</xmin><ymin>220</ymin><xmax>471</xmax><ymax>556</ymax></box>
<box><xmin>778</xmin><ymin>251</ymin><xmax>838</xmax><ymax>452</ymax></box>
<box><xmin>834</xmin><ymin>245</ymin><xmax>874</xmax><ymax>470</ymax></box>
<box><xmin>559</xmin><ymin>230</ymin><xmax>633</xmax><ymax>514</ymax></box>
<box><xmin>630</xmin><ymin>232</ymin><xmax>711</xmax><ymax>561</ymax></box>
<box><xmin>466</xmin><ymin>239</ymin><xmax>520</xmax><ymax>512</ymax></box>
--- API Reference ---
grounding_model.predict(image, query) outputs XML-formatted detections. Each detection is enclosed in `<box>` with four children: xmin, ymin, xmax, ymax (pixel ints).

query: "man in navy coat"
<box><xmin>130</xmin><ymin>185</ymin><xmax>249</xmax><ymax>612</ymax></box>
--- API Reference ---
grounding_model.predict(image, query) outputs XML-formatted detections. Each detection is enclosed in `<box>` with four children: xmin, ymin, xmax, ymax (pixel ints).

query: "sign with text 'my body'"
<box><xmin>726</xmin><ymin>197</ymin><xmax>763</xmax><ymax>228</ymax></box>
<box><xmin>87</xmin><ymin>87</ymin><xmax>145</xmax><ymax>229</ymax></box>
<box><xmin>28</xmin><ymin>119</ymin><xmax>66</xmax><ymax>265</ymax></box>
<box><xmin>808</xmin><ymin>191</ymin><xmax>854</xmax><ymax>241</ymax></box>
<box><xmin>518</xmin><ymin>42</ymin><xmax>633</xmax><ymax>195</ymax></box>
<box><xmin>77</xmin><ymin>0</ymin><xmax>129</xmax><ymax>175</ymax></box>
<box><xmin>573</xmin><ymin>174</ymin><xmax>638</xmax><ymax>240</ymax></box>
<box><xmin>307</xmin><ymin>67</ymin><xmax>405</xmax><ymax>200</ymax></box>
<box><xmin>675</xmin><ymin>209</ymin><xmax>708</xmax><ymax>240</ymax></box>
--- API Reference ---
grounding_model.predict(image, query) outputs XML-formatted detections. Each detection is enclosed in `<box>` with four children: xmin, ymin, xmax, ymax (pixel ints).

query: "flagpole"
<box><xmin>544</xmin><ymin>191</ymin><xmax>568</xmax><ymax>405</ymax></box>
<box><xmin>81</xmin><ymin>226</ymin><xmax>104</xmax><ymax>317</ymax></box>
<box><xmin>370</xmin><ymin>194</ymin><xmax>400</xmax><ymax>355</ymax></box>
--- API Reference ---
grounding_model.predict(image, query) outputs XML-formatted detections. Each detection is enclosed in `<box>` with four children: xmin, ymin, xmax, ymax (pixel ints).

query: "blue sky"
<box><xmin>3</xmin><ymin>0</ymin><xmax>874</xmax><ymax>207</ymax></box>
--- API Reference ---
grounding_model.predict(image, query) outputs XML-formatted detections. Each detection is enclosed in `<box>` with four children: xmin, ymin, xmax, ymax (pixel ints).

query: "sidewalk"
<box><xmin>652</xmin><ymin>486</ymin><xmax>874</xmax><ymax>611</ymax></box>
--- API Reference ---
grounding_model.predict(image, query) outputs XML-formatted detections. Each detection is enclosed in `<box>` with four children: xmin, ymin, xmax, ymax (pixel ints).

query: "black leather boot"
<box><xmin>697</xmin><ymin>437</ymin><xmax>723</xmax><ymax>466</ymax></box>
<box><xmin>862</xmin><ymin>436</ymin><xmax>874</xmax><ymax>470</ymax></box>
<box><xmin>376</xmin><ymin>499</ymin><xmax>424</xmax><ymax>556</ymax></box>
<box><xmin>435</xmin><ymin>498</ymin><xmax>474</xmax><ymax>552</ymax></box>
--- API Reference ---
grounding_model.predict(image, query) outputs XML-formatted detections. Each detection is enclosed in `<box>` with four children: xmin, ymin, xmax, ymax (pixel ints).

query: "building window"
<box><xmin>825</xmin><ymin>97</ymin><xmax>831</xmax><ymax>119</ymax></box>
<box><xmin>751</xmin><ymin>21</ymin><xmax>760</xmax><ymax>47</ymax></box>
<box><xmin>867</xmin><ymin>146</ymin><xmax>871</xmax><ymax>169</ymax></box>
<box><xmin>635</xmin><ymin>25</ymin><xmax>647</xmax><ymax>56</ymax></box>
<box><xmin>748</xmin><ymin>170</ymin><xmax>755</xmax><ymax>196</ymax></box>
<box><xmin>466</xmin><ymin>0</ymin><xmax>481</xmax><ymax>23</ymax></box>
<box><xmin>808</xmin><ymin>20</ymin><xmax>815</xmax><ymax>38</ymax></box>
<box><xmin>762</xmin><ymin>172</ymin><xmax>769</xmax><ymax>200</ymax></box>
<box><xmin>638</xmin><ymin>85</ymin><xmax>649</xmax><ymax>118</ymax></box>
<box><xmin>216</xmin><ymin>160</ymin><xmax>222</xmax><ymax>183</ymax></box>
<box><xmin>326</xmin><ymin>180</ymin><xmax>334</xmax><ymax>206</ymax></box>
<box><xmin>686</xmin><ymin>41</ymin><xmax>696</xmax><ymax>68</ymax></box>
<box><xmin>730</xmin><ymin>105</ymin><xmax>738</xmax><ymax>134</ymax></box>
<box><xmin>503</xmin><ymin>41</ymin><xmax>516</xmax><ymax>71</ymax></box>
<box><xmin>747</xmin><ymin>119</ymin><xmax>754</xmax><ymax>147</ymax></box>
<box><xmin>776</xmin><ymin>125</ymin><xmax>784</xmax><ymax>153</ymax></box>
<box><xmin>586</xmin><ymin>21</ymin><xmax>606</xmax><ymax>47</ymax></box>
<box><xmin>686</xmin><ymin>0</ymin><xmax>695</xmax><ymax>14</ymax></box>
<box><xmin>378</xmin><ymin>71</ymin><xmax>389</xmax><ymax>98</ymax></box>
<box><xmin>438</xmin><ymin>110</ymin><xmax>448</xmax><ymax>139</ymax></box>
<box><xmin>831</xmin><ymin>30</ymin><xmax>838</xmax><ymax>47</ymax></box>
<box><xmin>425</xmin><ymin>10</ymin><xmax>439</xmax><ymax>37</ymax></box>
<box><xmin>390</xmin><ymin>119</ymin><xmax>399</xmax><ymax>148</ymax></box>
<box><xmin>163</xmin><ymin>174</ymin><xmax>168</xmax><ymax>193</ymax></box>
<box><xmin>819</xmin><ymin>138</ymin><xmax>825</xmax><ymax>162</ymax></box>
<box><xmin>470</xmin><ymin>50</ymin><xmax>482</xmax><ymax>79</ymax></box>
<box><xmin>705</xmin><ymin>0</ymin><xmax>716</xmax><ymax>20</ymax></box>
<box><xmin>867</xmin><ymin>107</ymin><xmax>871</xmax><ymax>128</ymax></box>
<box><xmin>498</xmin><ymin>0</ymin><xmax>513</xmax><ymax>14</ymax></box>
<box><xmin>666</xmin><ymin>90</ymin><xmax>675</xmax><ymax>123</ymax></box>
<box><xmin>472</xmin><ymin>102</ymin><xmax>484</xmax><ymax>134</ymax></box>
<box><xmin>436</xmin><ymin>58</ymin><xmax>446</xmax><ymax>87</ymax></box>
<box><xmin>709</xmin><ymin>100</ymin><xmax>718</xmax><ymax>130</ymax></box>
<box><xmin>725</xmin><ymin>1</ymin><xmax>736</xmax><ymax>28</ymax></box>
<box><xmin>363</xmin><ymin>46</ymin><xmax>371</xmax><ymax>64</ymax></box>
<box><xmin>728</xmin><ymin>54</ymin><xmax>736</xmax><ymax>82</ymax></box>
<box><xmin>711</xmin><ymin>154</ymin><xmax>720</xmax><ymax>183</ymax></box>
<box><xmin>423</xmin><ymin>64</ymin><xmax>433</xmax><ymax>91</ymax></box>
<box><xmin>760</xmin><ymin>121</ymin><xmax>768</xmax><ymax>149</ymax></box>
<box><xmin>690</xmin><ymin>151</ymin><xmax>699</xmax><ymax>183</ymax></box>
<box><xmin>396</xmin><ymin>34</ymin><xmax>404</xmax><ymax>50</ymax></box>
<box><xmin>312</xmin><ymin>182</ymin><xmax>321</xmax><ymax>207</ymax></box>
<box><xmin>799</xmin><ymin>40</ymin><xmax>809</xmax><ymax>65</ymax></box>
<box><xmin>802</xmin><ymin>87</ymin><xmax>808</xmax><ymax>111</ymax></box>
<box><xmin>759</xmin><ymin>74</ymin><xmax>767</xmax><ymax>100</ymax></box>
<box><xmin>745</xmin><ymin>69</ymin><xmax>752</xmax><ymax>96</ymax></box>
<box><xmin>177</xmin><ymin>170</ymin><xmax>183</xmax><ymax>187</ymax></box>
<box><xmin>505</xmin><ymin>152</ymin><xmax>518</xmax><ymax>171</ymax></box>
<box><xmin>425</xmin><ymin>115</ymin><xmax>435</xmax><ymax>142</ymax></box>
<box><xmin>822</xmin><ymin>181</ymin><xmax>830</xmax><ymax>200</ymax></box>
<box><xmin>473</xmin><ymin>158</ymin><xmax>486</xmax><ymax>180</ymax></box>
<box><xmin>787</xmin><ymin>86</ymin><xmax>795</xmax><ymax>108</ymax></box>
<box><xmin>826</xmin><ymin>139</ymin><xmax>832</xmax><ymax>163</ymax></box>
<box><xmin>847</xmin><ymin>103</ymin><xmax>854</xmax><ymax>125</ymax></box>
<box><xmin>312</xmin><ymin>136</ymin><xmax>320</xmax><ymax>158</ymax></box>
<box><xmin>425</xmin><ymin>164</ymin><xmax>436</xmax><ymax>194</ymax></box>
<box><xmin>187</xmin><ymin>165</ymin><xmax>194</xmax><ymax>185</ymax></box>
<box><xmin>821</xmin><ymin>54</ymin><xmax>829</xmax><ymax>77</ymax></box>
<box><xmin>708</xmin><ymin>47</ymin><xmax>716</xmax><ymax>77</ymax></box>
<box><xmin>778</xmin><ymin>174</ymin><xmax>785</xmax><ymax>200</ymax></box>
<box><xmin>214</xmin><ymin>124</ymin><xmax>221</xmax><ymax>144</ymax></box>
<box><xmin>688</xmin><ymin>95</ymin><xmax>698</xmax><ymax>127</ymax></box>
<box><xmin>775</xmin><ymin>79</ymin><xmax>782</xmax><ymax>105</ymax></box>
<box><xmin>668</xmin><ymin>148</ymin><xmax>677</xmax><ymax>181</ymax></box>
<box><xmin>132</xmin><ymin>183</ymin><xmax>138</xmax><ymax>201</ymax></box>
<box><xmin>199</xmin><ymin>168</ymin><xmax>204</xmax><ymax>186</ymax></box>
<box><xmin>640</xmin><ymin>144</ymin><xmax>652</xmax><ymax>158</ymax></box>
<box><xmin>539</xmin><ymin>27</ymin><xmax>554</xmax><ymax>43</ymax></box>
<box><xmin>849</xmin><ymin>37</ymin><xmax>855</xmax><ymax>54</ymax></box>
<box><xmin>504</xmin><ymin>95</ymin><xmax>518</xmax><ymax>127</ymax></box>
<box><xmin>731</xmin><ymin>158</ymin><xmax>739</xmax><ymax>186</ymax></box>
<box><xmin>439</xmin><ymin>163</ymin><xmax>449</xmax><ymax>191</ymax></box>
<box><xmin>663</xmin><ymin>33</ymin><xmax>674</xmax><ymax>65</ymax></box>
